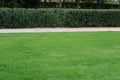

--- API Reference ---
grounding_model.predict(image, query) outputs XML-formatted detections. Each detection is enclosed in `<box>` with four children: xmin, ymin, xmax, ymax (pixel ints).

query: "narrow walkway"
<box><xmin>0</xmin><ymin>27</ymin><xmax>120</xmax><ymax>33</ymax></box>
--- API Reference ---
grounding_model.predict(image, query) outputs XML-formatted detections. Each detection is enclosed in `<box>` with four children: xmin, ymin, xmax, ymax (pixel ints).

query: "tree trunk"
<box><xmin>75</xmin><ymin>0</ymin><xmax>80</xmax><ymax>8</ymax></box>
<box><xmin>44</xmin><ymin>0</ymin><xmax>47</xmax><ymax>7</ymax></box>
<box><xmin>97</xmin><ymin>0</ymin><xmax>104</xmax><ymax>8</ymax></box>
<box><xmin>63</xmin><ymin>0</ymin><xmax>65</xmax><ymax>8</ymax></box>
<box><xmin>59</xmin><ymin>0</ymin><xmax>62</xmax><ymax>8</ymax></box>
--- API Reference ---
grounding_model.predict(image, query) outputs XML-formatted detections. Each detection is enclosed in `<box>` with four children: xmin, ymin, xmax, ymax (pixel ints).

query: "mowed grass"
<box><xmin>0</xmin><ymin>32</ymin><xmax>120</xmax><ymax>80</ymax></box>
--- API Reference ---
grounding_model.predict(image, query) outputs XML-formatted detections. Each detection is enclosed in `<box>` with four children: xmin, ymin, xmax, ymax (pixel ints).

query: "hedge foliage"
<box><xmin>0</xmin><ymin>8</ymin><xmax>120</xmax><ymax>28</ymax></box>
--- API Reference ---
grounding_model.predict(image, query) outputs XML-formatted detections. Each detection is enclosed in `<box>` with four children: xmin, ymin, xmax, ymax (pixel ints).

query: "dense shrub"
<box><xmin>0</xmin><ymin>8</ymin><xmax>120</xmax><ymax>28</ymax></box>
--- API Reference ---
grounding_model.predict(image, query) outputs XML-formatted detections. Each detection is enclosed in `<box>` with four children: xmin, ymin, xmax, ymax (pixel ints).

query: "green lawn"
<box><xmin>0</xmin><ymin>32</ymin><xmax>120</xmax><ymax>80</ymax></box>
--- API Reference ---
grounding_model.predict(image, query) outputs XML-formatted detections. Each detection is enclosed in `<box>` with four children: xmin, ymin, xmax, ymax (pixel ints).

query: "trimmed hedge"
<box><xmin>0</xmin><ymin>8</ymin><xmax>120</xmax><ymax>28</ymax></box>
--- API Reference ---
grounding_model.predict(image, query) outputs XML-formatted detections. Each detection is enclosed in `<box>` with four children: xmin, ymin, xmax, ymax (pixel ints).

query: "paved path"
<box><xmin>0</xmin><ymin>27</ymin><xmax>120</xmax><ymax>33</ymax></box>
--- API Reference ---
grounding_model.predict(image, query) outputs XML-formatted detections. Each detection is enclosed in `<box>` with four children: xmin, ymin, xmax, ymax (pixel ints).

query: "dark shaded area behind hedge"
<box><xmin>0</xmin><ymin>8</ymin><xmax>120</xmax><ymax>28</ymax></box>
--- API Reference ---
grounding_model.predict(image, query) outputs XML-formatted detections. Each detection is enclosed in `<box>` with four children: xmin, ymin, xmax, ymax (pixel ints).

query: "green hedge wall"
<box><xmin>0</xmin><ymin>8</ymin><xmax>120</xmax><ymax>28</ymax></box>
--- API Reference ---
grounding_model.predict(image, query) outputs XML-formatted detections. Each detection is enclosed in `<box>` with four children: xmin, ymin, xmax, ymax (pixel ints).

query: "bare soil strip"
<box><xmin>0</xmin><ymin>27</ymin><xmax>120</xmax><ymax>33</ymax></box>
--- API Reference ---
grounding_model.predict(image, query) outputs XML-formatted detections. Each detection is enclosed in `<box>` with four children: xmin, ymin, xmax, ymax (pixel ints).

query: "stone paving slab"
<box><xmin>0</xmin><ymin>28</ymin><xmax>120</xmax><ymax>33</ymax></box>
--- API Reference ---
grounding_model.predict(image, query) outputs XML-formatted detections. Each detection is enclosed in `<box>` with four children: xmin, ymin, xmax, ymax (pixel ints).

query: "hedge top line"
<box><xmin>0</xmin><ymin>8</ymin><xmax>120</xmax><ymax>11</ymax></box>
